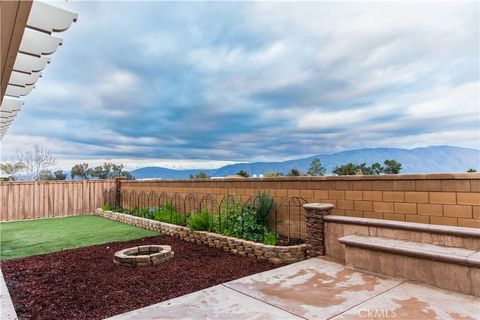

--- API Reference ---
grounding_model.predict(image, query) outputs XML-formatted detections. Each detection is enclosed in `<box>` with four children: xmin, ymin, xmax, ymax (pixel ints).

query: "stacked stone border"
<box><xmin>97</xmin><ymin>209</ymin><xmax>307</xmax><ymax>265</ymax></box>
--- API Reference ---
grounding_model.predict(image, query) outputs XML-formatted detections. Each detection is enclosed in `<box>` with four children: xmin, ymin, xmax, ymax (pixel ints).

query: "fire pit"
<box><xmin>114</xmin><ymin>245</ymin><xmax>174</xmax><ymax>267</ymax></box>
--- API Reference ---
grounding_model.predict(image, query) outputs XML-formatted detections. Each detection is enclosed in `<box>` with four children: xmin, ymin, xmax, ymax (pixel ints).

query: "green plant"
<box><xmin>131</xmin><ymin>208</ymin><xmax>155</xmax><ymax>220</ymax></box>
<box><xmin>153</xmin><ymin>203</ymin><xmax>185</xmax><ymax>225</ymax></box>
<box><xmin>187</xmin><ymin>211</ymin><xmax>212</xmax><ymax>231</ymax></box>
<box><xmin>251</xmin><ymin>192</ymin><xmax>274</xmax><ymax>225</ymax></box>
<box><xmin>263</xmin><ymin>231</ymin><xmax>278</xmax><ymax>245</ymax></box>
<box><xmin>102</xmin><ymin>203</ymin><xmax>114</xmax><ymax>211</ymax></box>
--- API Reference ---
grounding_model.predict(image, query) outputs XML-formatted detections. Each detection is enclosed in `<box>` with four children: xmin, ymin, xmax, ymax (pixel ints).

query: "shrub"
<box><xmin>263</xmin><ymin>231</ymin><xmax>278</xmax><ymax>245</ymax></box>
<box><xmin>152</xmin><ymin>203</ymin><xmax>185</xmax><ymax>225</ymax></box>
<box><xmin>187</xmin><ymin>211</ymin><xmax>213</xmax><ymax>231</ymax></box>
<box><xmin>251</xmin><ymin>192</ymin><xmax>274</xmax><ymax>225</ymax></box>
<box><xmin>102</xmin><ymin>203</ymin><xmax>114</xmax><ymax>211</ymax></box>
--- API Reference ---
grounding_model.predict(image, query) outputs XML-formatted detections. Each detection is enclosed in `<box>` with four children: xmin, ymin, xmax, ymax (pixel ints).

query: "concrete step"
<box><xmin>339</xmin><ymin>235</ymin><xmax>480</xmax><ymax>296</ymax></box>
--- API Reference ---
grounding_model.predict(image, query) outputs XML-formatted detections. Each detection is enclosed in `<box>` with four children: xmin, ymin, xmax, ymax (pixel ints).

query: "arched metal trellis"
<box><xmin>103</xmin><ymin>188</ymin><xmax>117</xmax><ymax>208</ymax></box>
<box><xmin>137</xmin><ymin>191</ymin><xmax>148</xmax><ymax>210</ymax></box>
<box><xmin>121</xmin><ymin>189</ymin><xmax>129</xmax><ymax>212</ymax></box>
<box><xmin>241</xmin><ymin>193</ymin><xmax>276</xmax><ymax>241</ymax></box>
<box><xmin>129</xmin><ymin>190</ymin><xmax>138</xmax><ymax>212</ymax></box>
<box><xmin>200</xmin><ymin>194</ymin><xmax>219</xmax><ymax>231</ymax></box>
<box><xmin>158</xmin><ymin>192</ymin><xmax>169</xmax><ymax>208</ymax></box>
<box><xmin>170</xmin><ymin>193</ymin><xmax>184</xmax><ymax>224</ymax></box>
<box><xmin>147</xmin><ymin>191</ymin><xmax>158</xmax><ymax>208</ymax></box>
<box><xmin>200</xmin><ymin>194</ymin><xmax>218</xmax><ymax>214</ymax></box>
<box><xmin>277</xmin><ymin>196</ymin><xmax>307</xmax><ymax>245</ymax></box>
<box><xmin>219</xmin><ymin>194</ymin><xmax>240</xmax><ymax>232</ymax></box>
<box><xmin>184</xmin><ymin>193</ymin><xmax>198</xmax><ymax>216</ymax></box>
<box><xmin>110</xmin><ymin>188</ymin><xmax>306</xmax><ymax>245</ymax></box>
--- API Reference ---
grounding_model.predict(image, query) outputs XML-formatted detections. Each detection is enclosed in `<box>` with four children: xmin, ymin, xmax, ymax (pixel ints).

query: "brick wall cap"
<box><xmin>338</xmin><ymin>234</ymin><xmax>480</xmax><ymax>267</ymax></box>
<box><xmin>303</xmin><ymin>203</ymin><xmax>335</xmax><ymax>211</ymax></box>
<box><xmin>325</xmin><ymin>215</ymin><xmax>480</xmax><ymax>238</ymax></box>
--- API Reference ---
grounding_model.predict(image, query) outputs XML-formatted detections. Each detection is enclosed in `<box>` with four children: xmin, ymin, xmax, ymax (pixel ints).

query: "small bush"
<box><xmin>263</xmin><ymin>231</ymin><xmax>278</xmax><ymax>245</ymax></box>
<box><xmin>187</xmin><ymin>211</ymin><xmax>212</xmax><ymax>231</ymax></box>
<box><xmin>102</xmin><ymin>203</ymin><xmax>115</xmax><ymax>211</ymax></box>
<box><xmin>152</xmin><ymin>203</ymin><xmax>185</xmax><ymax>225</ymax></box>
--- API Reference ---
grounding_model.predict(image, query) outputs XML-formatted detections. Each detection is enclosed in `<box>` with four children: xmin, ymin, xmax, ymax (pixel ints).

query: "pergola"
<box><xmin>0</xmin><ymin>0</ymin><xmax>77</xmax><ymax>140</ymax></box>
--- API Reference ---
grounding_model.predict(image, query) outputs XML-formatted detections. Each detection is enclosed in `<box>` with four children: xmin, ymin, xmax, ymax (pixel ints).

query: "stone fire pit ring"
<box><xmin>114</xmin><ymin>245</ymin><xmax>174</xmax><ymax>267</ymax></box>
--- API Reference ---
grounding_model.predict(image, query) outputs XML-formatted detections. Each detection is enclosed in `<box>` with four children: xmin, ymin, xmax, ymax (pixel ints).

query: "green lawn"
<box><xmin>0</xmin><ymin>215</ymin><xmax>159</xmax><ymax>260</ymax></box>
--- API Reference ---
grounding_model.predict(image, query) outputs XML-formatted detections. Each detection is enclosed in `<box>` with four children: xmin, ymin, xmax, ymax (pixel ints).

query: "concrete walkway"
<box><xmin>108</xmin><ymin>258</ymin><xmax>480</xmax><ymax>320</ymax></box>
<box><xmin>0</xmin><ymin>269</ymin><xmax>17</xmax><ymax>320</ymax></box>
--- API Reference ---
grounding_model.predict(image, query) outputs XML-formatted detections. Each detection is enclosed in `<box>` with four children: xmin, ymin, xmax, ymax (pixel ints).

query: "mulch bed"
<box><xmin>1</xmin><ymin>235</ymin><xmax>278</xmax><ymax>320</ymax></box>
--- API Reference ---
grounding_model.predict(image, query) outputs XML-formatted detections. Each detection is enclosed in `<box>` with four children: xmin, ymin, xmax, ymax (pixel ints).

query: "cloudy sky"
<box><xmin>1</xmin><ymin>1</ymin><xmax>479</xmax><ymax>170</ymax></box>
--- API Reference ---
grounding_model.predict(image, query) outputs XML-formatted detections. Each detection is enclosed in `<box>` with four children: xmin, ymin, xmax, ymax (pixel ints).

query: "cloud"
<box><xmin>1</xmin><ymin>1</ymin><xmax>478</xmax><ymax>166</ymax></box>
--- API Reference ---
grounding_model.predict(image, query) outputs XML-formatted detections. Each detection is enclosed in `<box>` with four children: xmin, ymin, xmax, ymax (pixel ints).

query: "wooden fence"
<box><xmin>0</xmin><ymin>180</ymin><xmax>115</xmax><ymax>222</ymax></box>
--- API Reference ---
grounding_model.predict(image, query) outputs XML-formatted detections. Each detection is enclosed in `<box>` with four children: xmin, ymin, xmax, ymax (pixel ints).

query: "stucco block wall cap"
<box><xmin>303</xmin><ymin>203</ymin><xmax>335</xmax><ymax>211</ymax></box>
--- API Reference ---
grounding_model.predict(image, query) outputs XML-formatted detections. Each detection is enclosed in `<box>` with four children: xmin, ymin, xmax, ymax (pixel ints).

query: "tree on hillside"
<box><xmin>357</xmin><ymin>163</ymin><xmax>370</xmax><ymax>175</ymax></box>
<box><xmin>12</xmin><ymin>145</ymin><xmax>56</xmax><ymax>181</ymax></box>
<box><xmin>190</xmin><ymin>171</ymin><xmax>210</xmax><ymax>179</ymax></box>
<box><xmin>307</xmin><ymin>158</ymin><xmax>326</xmax><ymax>176</ymax></box>
<box><xmin>467</xmin><ymin>168</ymin><xmax>477</xmax><ymax>173</ymax></box>
<box><xmin>38</xmin><ymin>169</ymin><xmax>67</xmax><ymax>181</ymax></box>
<box><xmin>370</xmin><ymin>162</ymin><xmax>384</xmax><ymax>175</ymax></box>
<box><xmin>71</xmin><ymin>162</ymin><xmax>132</xmax><ymax>180</ymax></box>
<box><xmin>236</xmin><ymin>170</ymin><xmax>250</xmax><ymax>178</ymax></box>
<box><xmin>287</xmin><ymin>168</ymin><xmax>300</xmax><ymax>176</ymax></box>
<box><xmin>333</xmin><ymin>160</ymin><xmax>401</xmax><ymax>176</ymax></box>
<box><xmin>383</xmin><ymin>160</ymin><xmax>402</xmax><ymax>174</ymax></box>
<box><xmin>357</xmin><ymin>162</ymin><xmax>383</xmax><ymax>175</ymax></box>
<box><xmin>71</xmin><ymin>163</ymin><xmax>89</xmax><ymax>179</ymax></box>
<box><xmin>0</xmin><ymin>162</ymin><xmax>26</xmax><ymax>180</ymax></box>
<box><xmin>90</xmin><ymin>163</ymin><xmax>126</xmax><ymax>179</ymax></box>
<box><xmin>332</xmin><ymin>163</ymin><xmax>358</xmax><ymax>175</ymax></box>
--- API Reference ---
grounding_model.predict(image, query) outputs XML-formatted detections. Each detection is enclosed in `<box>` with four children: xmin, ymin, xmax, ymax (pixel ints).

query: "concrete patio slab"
<box><xmin>106</xmin><ymin>284</ymin><xmax>303</xmax><ymax>320</ymax></box>
<box><xmin>0</xmin><ymin>269</ymin><xmax>17</xmax><ymax>320</ymax></box>
<box><xmin>332</xmin><ymin>281</ymin><xmax>480</xmax><ymax>320</ymax></box>
<box><xmin>108</xmin><ymin>258</ymin><xmax>480</xmax><ymax>320</ymax></box>
<box><xmin>224</xmin><ymin>258</ymin><xmax>403</xmax><ymax>319</ymax></box>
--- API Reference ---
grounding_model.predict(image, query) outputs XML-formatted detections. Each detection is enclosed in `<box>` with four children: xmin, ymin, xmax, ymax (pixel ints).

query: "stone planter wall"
<box><xmin>97</xmin><ymin>209</ymin><xmax>306</xmax><ymax>265</ymax></box>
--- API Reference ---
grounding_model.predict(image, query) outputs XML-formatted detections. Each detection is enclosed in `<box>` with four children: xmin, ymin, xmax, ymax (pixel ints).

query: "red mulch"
<box><xmin>1</xmin><ymin>235</ymin><xmax>277</xmax><ymax>320</ymax></box>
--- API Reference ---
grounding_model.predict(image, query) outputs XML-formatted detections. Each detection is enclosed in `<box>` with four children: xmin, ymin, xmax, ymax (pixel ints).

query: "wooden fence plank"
<box><xmin>0</xmin><ymin>180</ymin><xmax>115</xmax><ymax>222</ymax></box>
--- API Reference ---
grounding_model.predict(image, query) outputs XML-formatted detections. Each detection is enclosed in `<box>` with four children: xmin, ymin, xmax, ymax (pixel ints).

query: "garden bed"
<box><xmin>2</xmin><ymin>235</ymin><xmax>277</xmax><ymax>320</ymax></box>
<box><xmin>99</xmin><ymin>209</ymin><xmax>307</xmax><ymax>264</ymax></box>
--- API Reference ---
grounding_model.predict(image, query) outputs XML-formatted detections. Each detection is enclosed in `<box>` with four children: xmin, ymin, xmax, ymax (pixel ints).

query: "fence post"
<box><xmin>302</xmin><ymin>203</ymin><xmax>335</xmax><ymax>258</ymax></box>
<box><xmin>115</xmin><ymin>177</ymin><xmax>126</xmax><ymax>209</ymax></box>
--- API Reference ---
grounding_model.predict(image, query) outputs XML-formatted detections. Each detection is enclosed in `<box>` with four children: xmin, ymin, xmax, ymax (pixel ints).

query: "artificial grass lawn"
<box><xmin>0</xmin><ymin>215</ymin><xmax>159</xmax><ymax>260</ymax></box>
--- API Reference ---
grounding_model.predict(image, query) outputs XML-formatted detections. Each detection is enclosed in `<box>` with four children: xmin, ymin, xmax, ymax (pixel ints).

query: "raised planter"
<box><xmin>96</xmin><ymin>209</ymin><xmax>306</xmax><ymax>264</ymax></box>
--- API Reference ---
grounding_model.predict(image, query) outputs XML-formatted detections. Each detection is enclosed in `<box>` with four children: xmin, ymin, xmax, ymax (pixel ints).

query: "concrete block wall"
<box><xmin>120</xmin><ymin>173</ymin><xmax>480</xmax><ymax>228</ymax></box>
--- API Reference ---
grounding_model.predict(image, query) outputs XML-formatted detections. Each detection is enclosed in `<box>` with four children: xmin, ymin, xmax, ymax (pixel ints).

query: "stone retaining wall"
<box><xmin>97</xmin><ymin>209</ymin><xmax>306</xmax><ymax>265</ymax></box>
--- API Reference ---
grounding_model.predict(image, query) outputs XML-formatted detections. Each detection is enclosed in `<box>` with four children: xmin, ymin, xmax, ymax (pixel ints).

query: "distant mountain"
<box><xmin>131</xmin><ymin>146</ymin><xmax>479</xmax><ymax>179</ymax></box>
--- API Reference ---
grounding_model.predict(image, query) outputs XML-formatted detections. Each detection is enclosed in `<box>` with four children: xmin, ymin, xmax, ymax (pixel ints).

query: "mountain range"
<box><xmin>131</xmin><ymin>146</ymin><xmax>479</xmax><ymax>179</ymax></box>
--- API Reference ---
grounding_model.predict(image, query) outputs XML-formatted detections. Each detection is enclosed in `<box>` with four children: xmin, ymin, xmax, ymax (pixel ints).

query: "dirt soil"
<box><xmin>1</xmin><ymin>235</ymin><xmax>278</xmax><ymax>320</ymax></box>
